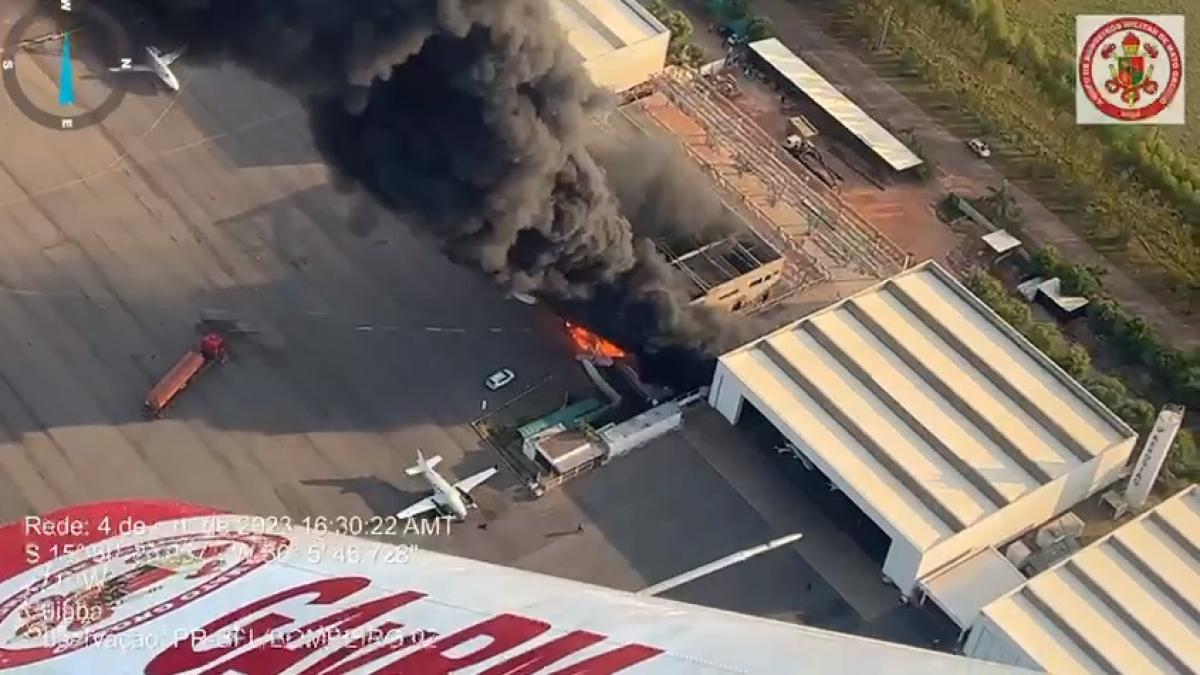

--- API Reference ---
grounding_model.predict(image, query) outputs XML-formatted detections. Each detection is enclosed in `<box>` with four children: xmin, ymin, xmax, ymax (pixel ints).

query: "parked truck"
<box><xmin>143</xmin><ymin>333</ymin><xmax>228</xmax><ymax>418</ymax></box>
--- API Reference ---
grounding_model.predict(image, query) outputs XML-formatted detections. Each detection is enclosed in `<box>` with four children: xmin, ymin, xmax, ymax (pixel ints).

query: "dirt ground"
<box><xmin>709</xmin><ymin>46</ymin><xmax>960</xmax><ymax>266</ymax></box>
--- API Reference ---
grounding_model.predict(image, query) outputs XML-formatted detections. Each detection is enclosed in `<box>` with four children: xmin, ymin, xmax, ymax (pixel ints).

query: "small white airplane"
<box><xmin>397</xmin><ymin>449</ymin><xmax>498</xmax><ymax>522</ymax></box>
<box><xmin>108</xmin><ymin>45</ymin><xmax>185</xmax><ymax>92</ymax></box>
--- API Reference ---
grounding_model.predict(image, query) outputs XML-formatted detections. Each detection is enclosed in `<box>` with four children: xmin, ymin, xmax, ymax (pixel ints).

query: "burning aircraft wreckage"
<box><xmin>95</xmin><ymin>0</ymin><xmax>759</xmax><ymax>390</ymax></box>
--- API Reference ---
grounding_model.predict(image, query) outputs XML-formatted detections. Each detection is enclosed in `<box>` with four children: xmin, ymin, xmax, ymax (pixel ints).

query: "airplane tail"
<box><xmin>405</xmin><ymin>450</ymin><xmax>442</xmax><ymax>476</ymax></box>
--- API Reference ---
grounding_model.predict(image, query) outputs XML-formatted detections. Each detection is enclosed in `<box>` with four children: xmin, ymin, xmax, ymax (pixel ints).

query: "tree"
<box><xmin>956</xmin><ymin>0</ymin><xmax>983</xmax><ymax>22</ymax></box>
<box><xmin>1026</xmin><ymin>322</ymin><xmax>1063</xmax><ymax>356</ymax></box>
<box><xmin>644</xmin><ymin>1</ymin><xmax>699</xmax><ymax>67</ymax></box>
<box><xmin>1013</xmin><ymin>31</ymin><xmax>1046</xmax><ymax>74</ymax></box>
<box><xmin>1115</xmin><ymin>315</ymin><xmax>1155</xmax><ymax>361</ymax></box>
<box><xmin>1059</xmin><ymin>343</ymin><xmax>1092</xmax><ymax>378</ymax></box>
<box><xmin>978</xmin><ymin>0</ymin><xmax>1010</xmax><ymax>45</ymax></box>
<box><xmin>678</xmin><ymin>43</ymin><xmax>706</xmax><ymax>68</ymax></box>
<box><xmin>1083</xmin><ymin>373</ymin><xmax>1127</xmax><ymax>408</ymax></box>
<box><xmin>1166</xmin><ymin>430</ymin><xmax>1200</xmax><ymax>485</ymax></box>
<box><xmin>667</xmin><ymin>10</ymin><xmax>694</xmax><ymax>44</ymax></box>
<box><xmin>1116</xmin><ymin>397</ymin><xmax>1157</xmax><ymax>434</ymax></box>
<box><xmin>1031</xmin><ymin>246</ymin><xmax>1063</xmax><ymax>277</ymax></box>
<box><xmin>745</xmin><ymin>15</ymin><xmax>774</xmax><ymax>41</ymax></box>
<box><xmin>991</xmin><ymin>180</ymin><xmax>1022</xmax><ymax>227</ymax></box>
<box><xmin>1087</xmin><ymin>296</ymin><xmax>1125</xmax><ymax>335</ymax></box>
<box><xmin>1058</xmin><ymin>263</ymin><xmax>1101</xmax><ymax>297</ymax></box>
<box><xmin>721</xmin><ymin>0</ymin><xmax>750</xmax><ymax>22</ymax></box>
<box><xmin>995</xmin><ymin>298</ymin><xmax>1032</xmax><ymax>330</ymax></box>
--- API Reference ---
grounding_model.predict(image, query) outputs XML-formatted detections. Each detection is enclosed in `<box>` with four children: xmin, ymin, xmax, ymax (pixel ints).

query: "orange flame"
<box><xmin>565</xmin><ymin>321</ymin><xmax>627</xmax><ymax>362</ymax></box>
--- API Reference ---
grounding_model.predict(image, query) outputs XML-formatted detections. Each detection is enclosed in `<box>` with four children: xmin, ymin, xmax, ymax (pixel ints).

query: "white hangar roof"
<box><xmin>715</xmin><ymin>261</ymin><xmax>1135</xmax><ymax>551</ymax></box>
<box><xmin>977</xmin><ymin>485</ymin><xmax>1200</xmax><ymax>675</ymax></box>
<box><xmin>747</xmin><ymin>38</ymin><xmax>923</xmax><ymax>172</ymax></box>
<box><xmin>550</xmin><ymin>0</ymin><xmax>667</xmax><ymax>62</ymax></box>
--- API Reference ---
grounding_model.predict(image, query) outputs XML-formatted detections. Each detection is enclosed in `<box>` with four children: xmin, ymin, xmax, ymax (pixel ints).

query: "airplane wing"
<box><xmin>158</xmin><ymin>46</ymin><xmax>186</xmax><ymax>65</ymax></box>
<box><xmin>396</xmin><ymin>496</ymin><xmax>440</xmax><ymax>520</ymax></box>
<box><xmin>0</xmin><ymin>501</ymin><xmax>1035</xmax><ymax>674</ymax></box>
<box><xmin>453</xmin><ymin>466</ymin><xmax>498</xmax><ymax>495</ymax></box>
<box><xmin>110</xmin><ymin>65</ymin><xmax>155</xmax><ymax>73</ymax></box>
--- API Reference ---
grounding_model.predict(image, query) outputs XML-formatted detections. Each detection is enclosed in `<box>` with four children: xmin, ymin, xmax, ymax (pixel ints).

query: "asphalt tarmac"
<box><xmin>0</xmin><ymin>22</ymin><xmax>946</xmax><ymax>648</ymax></box>
<box><xmin>0</xmin><ymin>35</ymin><xmax>587</xmax><ymax>525</ymax></box>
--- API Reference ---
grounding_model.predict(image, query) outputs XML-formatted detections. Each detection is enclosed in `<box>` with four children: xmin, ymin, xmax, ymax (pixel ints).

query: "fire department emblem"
<box><xmin>1077</xmin><ymin>16</ymin><xmax>1185</xmax><ymax>124</ymax></box>
<box><xmin>0</xmin><ymin>533</ymin><xmax>286</xmax><ymax>669</ymax></box>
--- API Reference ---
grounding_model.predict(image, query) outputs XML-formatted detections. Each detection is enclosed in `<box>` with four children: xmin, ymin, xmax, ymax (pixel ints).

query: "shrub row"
<box><xmin>922</xmin><ymin>0</ymin><xmax>1200</xmax><ymax>224</ymax></box>
<box><xmin>964</xmin><ymin>269</ymin><xmax>1199</xmax><ymax>487</ymax></box>
<box><xmin>1030</xmin><ymin>246</ymin><xmax>1200</xmax><ymax>410</ymax></box>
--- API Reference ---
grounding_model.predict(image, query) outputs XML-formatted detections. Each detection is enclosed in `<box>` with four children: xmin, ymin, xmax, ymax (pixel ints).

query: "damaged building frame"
<box><xmin>657</xmin><ymin>231</ymin><xmax>785</xmax><ymax>314</ymax></box>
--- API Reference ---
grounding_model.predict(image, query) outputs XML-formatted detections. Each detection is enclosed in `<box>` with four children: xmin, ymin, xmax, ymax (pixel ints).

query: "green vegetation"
<box><xmin>645</xmin><ymin>0</ymin><xmax>706</xmax><ymax>67</ymax></box>
<box><xmin>838</xmin><ymin>0</ymin><xmax>1200</xmax><ymax>301</ymax></box>
<box><xmin>1031</xmin><ymin>246</ymin><xmax>1200</xmax><ymax>410</ymax></box>
<box><xmin>744</xmin><ymin>15</ymin><xmax>776</xmax><ymax>41</ymax></box>
<box><xmin>964</xmin><ymin>269</ymin><xmax>1199</xmax><ymax>487</ymax></box>
<box><xmin>709</xmin><ymin>0</ymin><xmax>775</xmax><ymax>41</ymax></box>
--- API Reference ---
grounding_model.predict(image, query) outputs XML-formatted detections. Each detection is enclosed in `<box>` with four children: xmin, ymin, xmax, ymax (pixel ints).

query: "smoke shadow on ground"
<box><xmin>164</xmin><ymin>62</ymin><xmax>324</xmax><ymax>170</ymax></box>
<box><xmin>0</xmin><ymin>183</ymin><xmax>591</xmax><ymax>446</ymax></box>
<box><xmin>100</xmin><ymin>12</ymin><xmax>324</xmax><ymax>170</ymax></box>
<box><xmin>559</xmin><ymin>434</ymin><xmax>860</xmax><ymax>629</ymax></box>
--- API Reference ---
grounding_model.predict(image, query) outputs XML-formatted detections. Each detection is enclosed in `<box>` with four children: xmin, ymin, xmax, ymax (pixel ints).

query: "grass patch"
<box><xmin>824</xmin><ymin>0</ymin><xmax>1200</xmax><ymax>306</ymax></box>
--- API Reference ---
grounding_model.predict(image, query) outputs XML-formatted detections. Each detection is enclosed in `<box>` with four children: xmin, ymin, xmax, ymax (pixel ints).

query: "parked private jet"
<box><xmin>397</xmin><ymin>449</ymin><xmax>498</xmax><ymax>521</ymax></box>
<box><xmin>109</xmin><ymin>45</ymin><xmax>185</xmax><ymax>91</ymax></box>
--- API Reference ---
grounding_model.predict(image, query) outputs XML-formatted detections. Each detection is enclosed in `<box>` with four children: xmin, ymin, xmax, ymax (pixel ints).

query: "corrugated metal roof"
<box><xmin>551</xmin><ymin>0</ymin><xmax>667</xmax><ymax>61</ymax></box>
<box><xmin>717</xmin><ymin>261</ymin><xmax>1135</xmax><ymax>550</ymax></box>
<box><xmin>748</xmin><ymin>38</ymin><xmax>923</xmax><ymax>171</ymax></box>
<box><xmin>921</xmin><ymin>547</ymin><xmax>1026</xmax><ymax>628</ymax></box>
<box><xmin>978</xmin><ymin>485</ymin><xmax>1200</xmax><ymax>675</ymax></box>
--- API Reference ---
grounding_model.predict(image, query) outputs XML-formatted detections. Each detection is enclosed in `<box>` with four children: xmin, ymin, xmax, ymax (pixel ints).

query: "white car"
<box><xmin>967</xmin><ymin>138</ymin><xmax>991</xmax><ymax>158</ymax></box>
<box><xmin>485</xmin><ymin>368</ymin><xmax>516</xmax><ymax>391</ymax></box>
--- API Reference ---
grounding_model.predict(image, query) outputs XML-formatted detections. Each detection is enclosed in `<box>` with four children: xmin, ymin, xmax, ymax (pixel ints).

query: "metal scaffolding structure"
<box><xmin>604</xmin><ymin>105</ymin><xmax>830</xmax><ymax>301</ymax></box>
<box><xmin>647</xmin><ymin>68</ymin><xmax>908</xmax><ymax>281</ymax></box>
<box><xmin>656</xmin><ymin>235</ymin><xmax>772</xmax><ymax>294</ymax></box>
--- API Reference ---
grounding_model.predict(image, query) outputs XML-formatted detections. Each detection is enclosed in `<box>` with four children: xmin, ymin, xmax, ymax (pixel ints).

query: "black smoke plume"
<box><xmin>97</xmin><ymin>0</ymin><xmax>755</xmax><ymax>389</ymax></box>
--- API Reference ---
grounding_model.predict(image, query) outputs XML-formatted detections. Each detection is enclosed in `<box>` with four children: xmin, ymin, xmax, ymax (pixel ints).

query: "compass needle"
<box><xmin>58</xmin><ymin>33</ymin><xmax>74</xmax><ymax>106</ymax></box>
<box><xmin>3</xmin><ymin>5</ymin><xmax>130</xmax><ymax>130</ymax></box>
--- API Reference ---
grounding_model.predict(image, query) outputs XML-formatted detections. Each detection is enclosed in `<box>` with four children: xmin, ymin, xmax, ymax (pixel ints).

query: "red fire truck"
<box><xmin>142</xmin><ymin>333</ymin><xmax>228</xmax><ymax>418</ymax></box>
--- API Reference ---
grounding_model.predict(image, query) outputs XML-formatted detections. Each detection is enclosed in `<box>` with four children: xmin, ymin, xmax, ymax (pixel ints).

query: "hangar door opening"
<box><xmin>735</xmin><ymin>399</ymin><xmax>891</xmax><ymax>564</ymax></box>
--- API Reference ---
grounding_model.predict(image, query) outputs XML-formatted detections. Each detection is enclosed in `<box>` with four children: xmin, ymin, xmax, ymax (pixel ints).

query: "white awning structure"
<box><xmin>1036</xmin><ymin>278</ymin><xmax>1089</xmax><ymax>314</ymax></box>
<box><xmin>1016</xmin><ymin>277</ymin><xmax>1089</xmax><ymax>314</ymax></box>
<box><xmin>920</xmin><ymin>547</ymin><xmax>1026</xmax><ymax>629</ymax></box>
<box><xmin>982</xmin><ymin>230</ymin><xmax>1022</xmax><ymax>255</ymax></box>
<box><xmin>747</xmin><ymin>38</ymin><xmax>923</xmax><ymax>171</ymax></box>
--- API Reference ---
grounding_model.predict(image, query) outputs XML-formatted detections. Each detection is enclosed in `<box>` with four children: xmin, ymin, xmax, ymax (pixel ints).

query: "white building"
<box><xmin>965</xmin><ymin>485</ymin><xmax>1200</xmax><ymax>674</ymax></box>
<box><xmin>708</xmin><ymin>261</ymin><xmax>1138</xmax><ymax>598</ymax></box>
<box><xmin>550</xmin><ymin>0</ymin><xmax>669</xmax><ymax>92</ymax></box>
